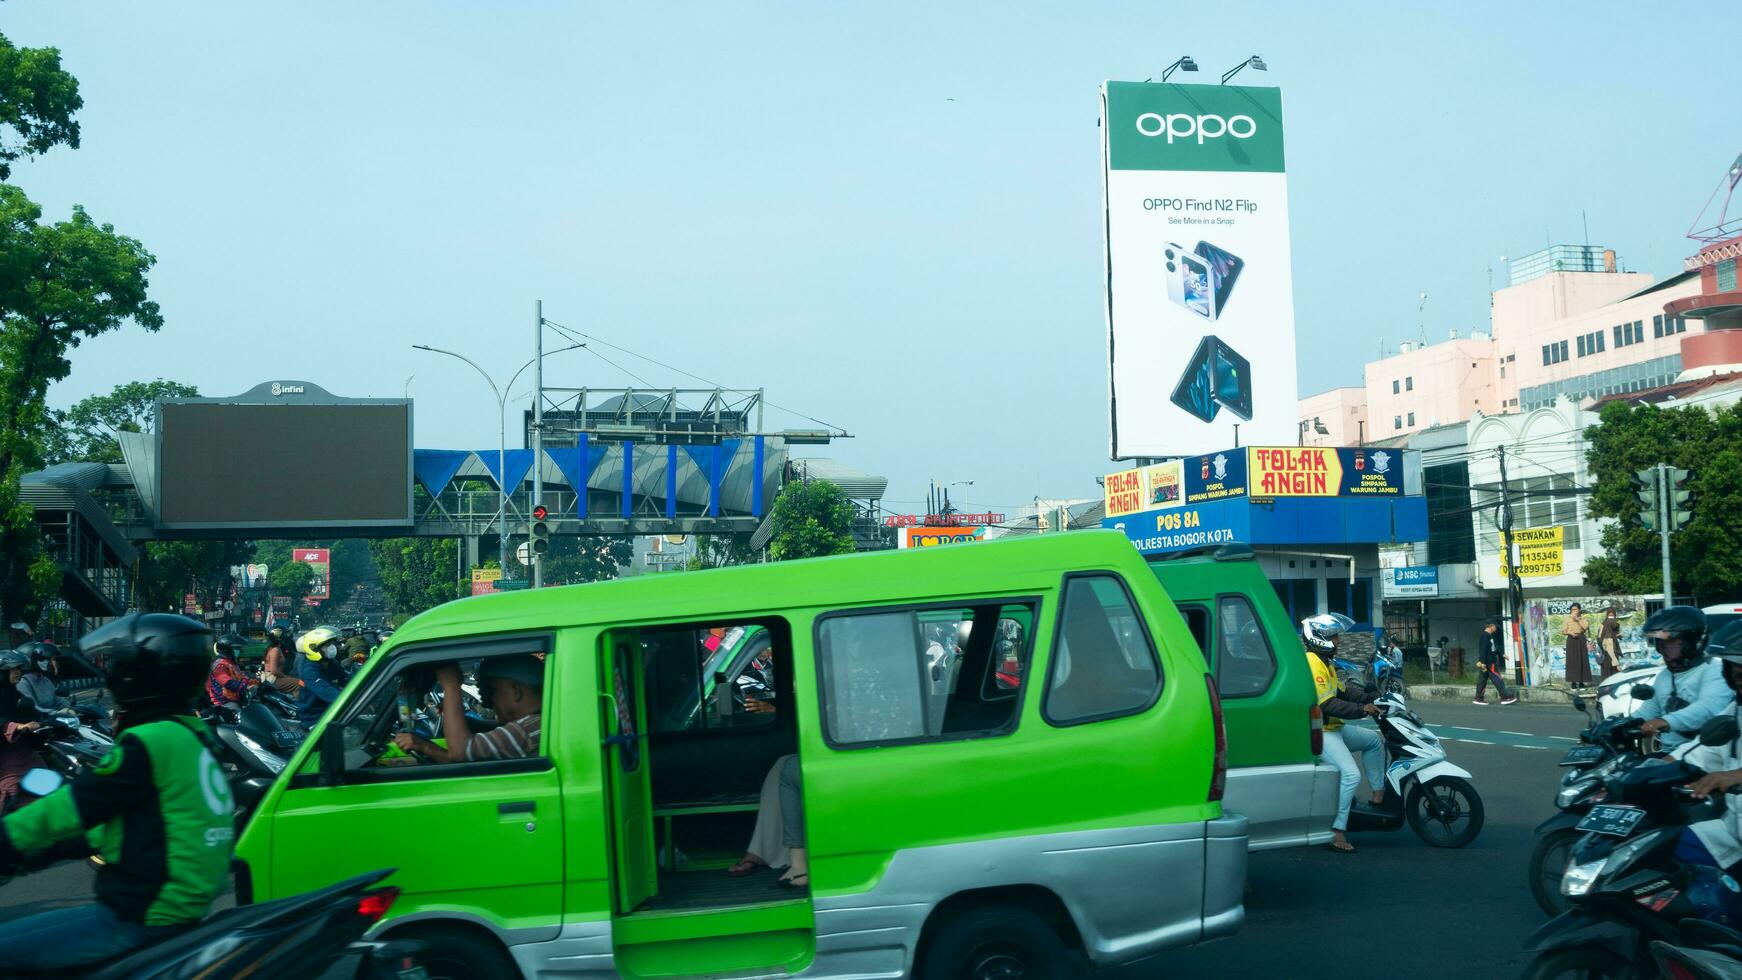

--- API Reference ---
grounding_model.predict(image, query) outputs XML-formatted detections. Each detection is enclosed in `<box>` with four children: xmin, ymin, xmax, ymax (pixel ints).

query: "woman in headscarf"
<box><xmin>1562</xmin><ymin>602</ymin><xmax>1592</xmax><ymax>690</ymax></box>
<box><xmin>1598</xmin><ymin>606</ymin><xmax>1623</xmax><ymax>681</ymax></box>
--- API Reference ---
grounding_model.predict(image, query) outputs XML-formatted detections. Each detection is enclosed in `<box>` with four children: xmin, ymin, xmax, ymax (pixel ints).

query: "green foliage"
<box><xmin>540</xmin><ymin>535</ymin><xmax>633</xmax><ymax>585</ymax></box>
<box><xmin>0</xmin><ymin>475</ymin><xmax>56</xmax><ymax>621</ymax></box>
<box><xmin>44</xmin><ymin>379</ymin><xmax>198</xmax><ymax>464</ymax></box>
<box><xmin>1584</xmin><ymin>401</ymin><xmax>1742</xmax><ymax>601</ymax></box>
<box><xmin>269</xmin><ymin>560</ymin><xmax>315</xmax><ymax>606</ymax></box>
<box><xmin>767</xmin><ymin>479</ymin><xmax>856</xmax><ymax>561</ymax></box>
<box><xmin>369</xmin><ymin>537</ymin><xmax>462</xmax><ymax>625</ymax></box>
<box><xmin>0</xmin><ymin>33</ymin><xmax>81</xmax><ymax>179</ymax></box>
<box><xmin>685</xmin><ymin>532</ymin><xmax>759</xmax><ymax>571</ymax></box>
<box><xmin>132</xmin><ymin>539</ymin><xmax>253</xmax><ymax>614</ymax></box>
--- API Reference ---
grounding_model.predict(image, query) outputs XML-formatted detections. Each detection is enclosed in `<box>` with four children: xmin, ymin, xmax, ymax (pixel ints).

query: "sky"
<box><xmin>4</xmin><ymin>1</ymin><xmax>1738</xmax><ymax>518</ymax></box>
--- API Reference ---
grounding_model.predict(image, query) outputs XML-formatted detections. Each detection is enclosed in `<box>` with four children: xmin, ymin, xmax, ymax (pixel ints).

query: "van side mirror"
<box><xmin>1631</xmin><ymin>684</ymin><xmax>1656</xmax><ymax>702</ymax></box>
<box><xmin>1701</xmin><ymin>716</ymin><xmax>1741</xmax><ymax>747</ymax></box>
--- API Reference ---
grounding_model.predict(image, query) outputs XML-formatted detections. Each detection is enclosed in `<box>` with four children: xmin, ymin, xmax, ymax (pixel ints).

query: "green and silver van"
<box><xmin>1148</xmin><ymin>545</ymin><xmax>1340</xmax><ymax>850</ymax></box>
<box><xmin>235</xmin><ymin>531</ymin><xmax>1245</xmax><ymax>978</ymax></box>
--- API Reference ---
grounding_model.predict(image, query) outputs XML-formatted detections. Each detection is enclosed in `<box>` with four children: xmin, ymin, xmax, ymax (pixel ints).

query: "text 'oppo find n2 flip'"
<box><xmin>1170</xmin><ymin>336</ymin><xmax>1253</xmax><ymax>423</ymax></box>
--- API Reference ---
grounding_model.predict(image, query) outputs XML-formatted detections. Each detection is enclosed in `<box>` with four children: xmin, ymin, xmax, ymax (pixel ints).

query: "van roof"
<box><xmin>393</xmin><ymin>530</ymin><xmax>1147</xmax><ymax>642</ymax></box>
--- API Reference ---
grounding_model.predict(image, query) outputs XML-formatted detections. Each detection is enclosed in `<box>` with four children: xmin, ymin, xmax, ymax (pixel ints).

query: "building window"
<box><xmin>1405</xmin><ymin>377</ymin><xmax>1414</xmax><ymax>391</ymax></box>
<box><xmin>1577</xmin><ymin>335</ymin><xmax>1587</xmax><ymax>357</ymax></box>
<box><xmin>1425</xmin><ymin>461</ymin><xmax>1476</xmax><ymax>565</ymax></box>
<box><xmin>1393</xmin><ymin>415</ymin><xmax>1402</xmax><ymax>430</ymax></box>
<box><xmin>1407</xmin><ymin>412</ymin><xmax>1415</xmax><ymax>426</ymax></box>
<box><xmin>1719</xmin><ymin>258</ymin><xmax>1738</xmax><ymax>293</ymax></box>
<box><xmin>1500</xmin><ymin>365</ymin><xmax>1506</xmax><ymax>378</ymax></box>
<box><xmin>1392</xmin><ymin>379</ymin><xmax>1400</xmax><ymax>394</ymax></box>
<box><xmin>1597</xmin><ymin>331</ymin><xmax>1605</xmax><ymax>352</ymax></box>
<box><xmin>1542</xmin><ymin>345</ymin><xmax>1551</xmax><ymax>366</ymax></box>
<box><xmin>1654</xmin><ymin>315</ymin><xmax>1664</xmax><ymax>338</ymax></box>
<box><xmin>1270</xmin><ymin>578</ymin><xmax>1317</xmax><ymax>621</ymax></box>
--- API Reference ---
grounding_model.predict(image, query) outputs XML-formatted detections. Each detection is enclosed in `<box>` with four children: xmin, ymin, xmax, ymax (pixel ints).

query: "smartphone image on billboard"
<box><xmin>1170</xmin><ymin>336</ymin><xmax>1221</xmax><ymax>423</ymax></box>
<box><xmin>1164</xmin><ymin>243</ymin><xmax>1215</xmax><ymax>320</ymax></box>
<box><xmin>1194</xmin><ymin>241</ymin><xmax>1245</xmax><ymax>318</ymax></box>
<box><xmin>1170</xmin><ymin>335</ymin><xmax>1253</xmax><ymax>423</ymax></box>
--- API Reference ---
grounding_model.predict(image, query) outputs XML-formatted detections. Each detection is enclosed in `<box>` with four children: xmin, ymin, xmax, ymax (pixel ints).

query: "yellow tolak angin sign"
<box><xmin>1498</xmin><ymin>527</ymin><xmax>1564</xmax><ymax>578</ymax></box>
<box><xmin>1104</xmin><ymin>461</ymin><xmax>1185</xmax><ymax>518</ymax></box>
<box><xmin>1247</xmin><ymin>447</ymin><xmax>1343</xmax><ymax>497</ymax></box>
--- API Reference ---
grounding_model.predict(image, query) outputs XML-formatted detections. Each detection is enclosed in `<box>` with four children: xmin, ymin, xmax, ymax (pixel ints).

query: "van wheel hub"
<box><xmin>968</xmin><ymin>947</ymin><xmax>1029</xmax><ymax>979</ymax></box>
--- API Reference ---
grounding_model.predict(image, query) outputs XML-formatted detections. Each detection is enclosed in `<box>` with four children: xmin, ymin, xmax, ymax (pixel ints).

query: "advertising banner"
<box><xmin>1104</xmin><ymin>461</ymin><xmax>1186</xmax><ymax>519</ymax></box>
<box><xmin>1525</xmin><ymin>595</ymin><xmax>1653</xmax><ymax>682</ymax></box>
<box><xmin>294</xmin><ymin>547</ymin><xmax>331</xmax><ymax>599</ymax></box>
<box><xmin>1102</xmin><ymin>81</ymin><xmax>1298</xmax><ymax>458</ymax></box>
<box><xmin>899</xmin><ymin>526</ymin><xmax>987</xmax><ymax>549</ymax></box>
<box><xmin>1183</xmin><ymin>449</ymin><xmax>1248</xmax><ymax>504</ymax></box>
<box><xmin>1385</xmin><ymin>566</ymin><xmax>1440</xmax><ymax>598</ymax></box>
<box><xmin>229</xmin><ymin>564</ymin><xmax>269</xmax><ymax>590</ymax></box>
<box><xmin>470</xmin><ymin>566</ymin><xmax>502</xmax><ymax>597</ymax></box>
<box><xmin>1497</xmin><ymin>527</ymin><xmax>1564</xmax><ymax>578</ymax></box>
<box><xmin>1102</xmin><ymin>497</ymin><xmax>1250</xmax><ymax>555</ymax></box>
<box><xmin>1246</xmin><ymin>447</ymin><xmax>1403</xmax><ymax>498</ymax></box>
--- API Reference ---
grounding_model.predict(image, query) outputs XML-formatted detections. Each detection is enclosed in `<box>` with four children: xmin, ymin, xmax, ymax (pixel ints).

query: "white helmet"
<box><xmin>1302</xmin><ymin>613</ymin><xmax>1356</xmax><ymax>653</ymax></box>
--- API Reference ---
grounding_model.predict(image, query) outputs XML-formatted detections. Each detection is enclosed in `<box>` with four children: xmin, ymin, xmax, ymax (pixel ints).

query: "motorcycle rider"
<box><xmin>0</xmin><ymin>650</ymin><xmax>46</xmax><ymax>812</ymax></box>
<box><xmin>1634</xmin><ymin>606</ymin><xmax>1729</xmax><ymax>751</ymax></box>
<box><xmin>293</xmin><ymin>626</ymin><xmax>347</xmax><ymax>726</ymax></box>
<box><xmin>1303</xmin><ymin>613</ymin><xmax>1386</xmax><ymax>854</ymax></box>
<box><xmin>206</xmin><ymin>632</ymin><xmax>257</xmax><ymax>708</ymax></box>
<box><xmin>14</xmin><ymin>639</ymin><xmax>69</xmax><ymax>713</ymax></box>
<box><xmin>0</xmin><ymin>613</ymin><xmax>233</xmax><ymax>969</ymax></box>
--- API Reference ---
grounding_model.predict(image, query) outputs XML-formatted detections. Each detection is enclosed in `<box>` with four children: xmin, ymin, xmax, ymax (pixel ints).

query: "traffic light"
<box><xmin>1635</xmin><ymin>468</ymin><xmax>1659</xmax><ymax>531</ymax></box>
<box><xmin>1667</xmin><ymin>467</ymin><xmax>1693</xmax><ymax>530</ymax></box>
<box><xmin>530</xmin><ymin>504</ymin><xmax>550</xmax><ymax>556</ymax></box>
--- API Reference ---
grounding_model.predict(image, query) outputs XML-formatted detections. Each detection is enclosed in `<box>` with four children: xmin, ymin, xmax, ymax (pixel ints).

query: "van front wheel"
<box><xmin>918</xmin><ymin>905</ymin><xmax>1076</xmax><ymax>980</ymax></box>
<box><xmin>393</xmin><ymin>926</ymin><xmax>519</xmax><ymax>980</ymax></box>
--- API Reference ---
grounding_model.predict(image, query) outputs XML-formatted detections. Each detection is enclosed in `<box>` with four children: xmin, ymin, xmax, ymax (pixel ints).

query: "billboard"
<box><xmin>1247</xmin><ymin>447</ymin><xmax>1403</xmax><ymax>498</ymax></box>
<box><xmin>470</xmin><ymin>566</ymin><xmax>502</xmax><ymax>596</ymax></box>
<box><xmin>1498</xmin><ymin>527</ymin><xmax>1564</xmax><ymax>579</ymax></box>
<box><xmin>1102</xmin><ymin>81</ymin><xmax>1298</xmax><ymax>458</ymax></box>
<box><xmin>295</xmin><ymin>547</ymin><xmax>331</xmax><ymax>600</ymax></box>
<box><xmin>899</xmin><ymin>526</ymin><xmax>987</xmax><ymax>548</ymax></box>
<box><xmin>1385</xmin><ymin>566</ymin><xmax>1440</xmax><ymax>598</ymax></box>
<box><xmin>155</xmin><ymin>382</ymin><xmax>412</xmax><ymax>529</ymax></box>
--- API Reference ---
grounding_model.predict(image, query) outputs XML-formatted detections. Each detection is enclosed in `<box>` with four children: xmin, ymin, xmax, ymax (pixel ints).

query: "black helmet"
<box><xmin>79</xmin><ymin>613</ymin><xmax>212</xmax><ymax>713</ymax></box>
<box><xmin>1708</xmin><ymin>619</ymin><xmax>1742</xmax><ymax>664</ymax></box>
<box><xmin>16</xmin><ymin>640</ymin><xmax>54</xmax><ymax>671</ymax></box>
<box><xmin>0</xmin><ymin>649</ymin><xmax>27</xmax><ymax>672</ymax></box>
<box><xmin>214</xmin><ymin>632</ymin><xmax>246</xmax><ymax>660</ymax></box>
<box><xmin>1643</xmin><ymin>605</ymin><xmax>1708</xmax><ymax>670</ymax></box>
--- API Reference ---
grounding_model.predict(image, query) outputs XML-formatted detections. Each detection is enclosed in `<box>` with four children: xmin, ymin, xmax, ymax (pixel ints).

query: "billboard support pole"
<box><xmin>533</xmin><ymin>299</ymin><xmax>545</xmax><ymax>590</ymax></box>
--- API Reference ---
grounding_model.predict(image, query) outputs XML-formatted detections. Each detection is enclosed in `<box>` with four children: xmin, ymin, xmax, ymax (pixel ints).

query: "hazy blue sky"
<box><xmin>5</xmin><ymin>2</ymin><xmax>1736</xmax><ymax>516</ymax></box>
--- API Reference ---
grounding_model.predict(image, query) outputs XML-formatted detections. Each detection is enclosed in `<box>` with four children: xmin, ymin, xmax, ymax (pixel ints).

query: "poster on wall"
<box><xmin>1524</xmin><ymin>596</ymin><xmax>1654</xmax><ymax>683</ymax></box>
<box><xmin>1102</xmin><ymin>80</ymin><xmax>1299</xmax><ymax>458</ymax></box>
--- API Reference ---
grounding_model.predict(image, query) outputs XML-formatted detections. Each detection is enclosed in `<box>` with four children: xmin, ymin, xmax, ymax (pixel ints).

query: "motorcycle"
<box><xmin>1344</xmin><ymin>692</ymin><xmax>1484</xmax><ymax>847</ymax></box>
<box><xmin>1530</xmin><ymin>689</ymin><xmax>1656</xmax><ymax>916</ymax></box>
<box><xmin>1334</xmin><ymin>647</ymin><xmax>1406</xmax><ymax>700</ymax></box>
<box><xmin>1647</xmin><ymin>919</ymin><xmax>1742</xmax><ymax>979</ymax></box>
<box><xmin>1523</xmin><ymin>715</ymin><xmax>1742</xmax><ymax>979</ymax></box>
<box><xmin>29</xmin><ymin>706</ymin><xmax>114</xmax><ymax>780</ymax></box>
<box><xmin>5</xmin><ymin>845</ymin><xmax>426</xmax><ymax>979</ymax></box>
<box><xmin>202</xmin><ymin>694</ymin><xmax>303</xmax><ymax>827</ymax></box>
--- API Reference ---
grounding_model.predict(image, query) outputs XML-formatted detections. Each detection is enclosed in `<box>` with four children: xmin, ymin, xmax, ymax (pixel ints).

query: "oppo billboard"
<box><xmin>1101</xmin><ymin>80</ymin><xmax>1300</xmax><ymax>458</ymax></box>
<box><xmin>155</xmin><ymin>381</ymin><xmax>413</xmax><ymax>529</ymax></box>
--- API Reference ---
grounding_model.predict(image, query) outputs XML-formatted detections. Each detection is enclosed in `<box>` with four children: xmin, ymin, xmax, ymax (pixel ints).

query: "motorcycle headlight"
<box><xmin>236</xmin><ymin>733</ymin><xmax>287</xmax><ymax>775</ymax></box>
<box><xmin>1557</xmin><ymin>780</ymin><xmax>1596</xmax><ymax>809</ymax></box>
<box><xmin>1562</xmin><ymin>858</ymin><xmax>1606</xmax><ymax>897</ymax></box>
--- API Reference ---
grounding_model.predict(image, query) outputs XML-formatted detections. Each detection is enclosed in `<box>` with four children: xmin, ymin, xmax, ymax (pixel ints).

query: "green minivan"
<box><xmin>235</xmin><ymin>531</ymin><xmax>1246</xmax><ymax>979</ymax></box>
<box><xmin>1147</xmin><ymin>545</ymin><xmax>1340</xmax><ymax>851</ymax></box>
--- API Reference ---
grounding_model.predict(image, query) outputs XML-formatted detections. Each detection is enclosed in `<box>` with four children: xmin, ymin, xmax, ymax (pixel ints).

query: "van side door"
<box><xmin>600</xmin><ymin>631</ymin><xmax>657</xmax><ymax>914</ymax></box>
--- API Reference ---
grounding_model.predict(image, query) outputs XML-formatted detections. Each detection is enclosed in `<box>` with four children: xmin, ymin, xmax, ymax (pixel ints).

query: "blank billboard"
<box><xmin>158</xmin><ymin>402</ymin><xmax>412</xmax><ymax>527</ymax></box>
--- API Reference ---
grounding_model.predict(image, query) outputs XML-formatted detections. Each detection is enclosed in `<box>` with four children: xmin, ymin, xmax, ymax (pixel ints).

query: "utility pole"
<box><xmin>1497</xmin><ymin>445</ymin><xmax>1528</xmax><ymax>685</ymax></box>
<box><xmin>532</xmin><ymin>299</ymin><xmax>544</xmax><ymax>589</ymax></box>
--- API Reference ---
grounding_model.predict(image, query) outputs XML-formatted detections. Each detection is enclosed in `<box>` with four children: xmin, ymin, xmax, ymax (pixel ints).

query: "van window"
<box><xmin>1178</xmin><ymin>604</ymin><xmax>1211</xmax><ymax>661</ymax></box>
<box><xmin>644</xmin><ymin>624</ymin><xmax>779</xmax><ymax>733</ymax></box>
<box><xmin>1216</xmin><ymin>595</ymin><xmax>1277</xmax><ymax>698</ymax></box>
<box><xmin>1044</xmin><ymin>575</ymin><xmax>1162</xmax><ymax>726</ymax></box>
<box><xmin>328</xmin><ymin>643</ymin><xmax>550</xmax><ymax>777</ymax></box>
<box><xmin>816</xmin><ymin>601</ymin><xmax>1036</xmax><ymax>748</ymax></box>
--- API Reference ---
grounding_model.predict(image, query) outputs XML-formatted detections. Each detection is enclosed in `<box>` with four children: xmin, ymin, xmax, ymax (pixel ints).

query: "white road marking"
<box><xmin>1501</xmin><ymin>731</ymin><xmax>1533</xmax><ymax>736</ymax></box>
<box><xmin>1549</xmin><ymin>736</ymin><xmax>1578</xmax><ymax>742</ymax></box>
<box><xmin>1452</xmin><ymin>738</ymin><xmax>1494</xmax><ymax>744</ymax></box>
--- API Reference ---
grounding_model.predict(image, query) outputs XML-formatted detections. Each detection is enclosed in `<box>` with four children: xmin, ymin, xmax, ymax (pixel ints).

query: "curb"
<box><xmin>1407</xmin><ymin>684</ymin><xmax>1574</xmax><ymax>705</ymax></box>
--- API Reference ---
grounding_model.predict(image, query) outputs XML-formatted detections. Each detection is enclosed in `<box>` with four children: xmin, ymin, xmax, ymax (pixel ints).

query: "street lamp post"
<box><xmin>414</xmin><ymin>339</ymin><xmax>585</xmax><ymax>580</ymax></box>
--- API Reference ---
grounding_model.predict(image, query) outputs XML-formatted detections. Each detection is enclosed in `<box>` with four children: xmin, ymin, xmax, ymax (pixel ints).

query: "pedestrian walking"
<box><xmin>1562</xmin><ymin>603</ymin><xmax>1592</xmax><ymax>690</ymax></box>
<box><xmin>1598</xmin><ymin>607</ymin><xmax>1623</xmax><ymax>681</ymax></box>
<box><xmin>1474</xmin><ymin>619</ymin><xmax>1518</xmax><ymax>705</ymax></box>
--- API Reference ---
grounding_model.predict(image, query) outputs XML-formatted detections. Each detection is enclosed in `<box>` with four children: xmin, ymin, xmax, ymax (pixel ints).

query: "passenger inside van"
<box><xmin>727</xmin><ymin>755</ymin><xmax>807</xmax><ymax>887</ymax></box>
<box><xmin>392</xmin><ymin>655</ymin><xmax>544</xmax><ymax>762</ymax></box>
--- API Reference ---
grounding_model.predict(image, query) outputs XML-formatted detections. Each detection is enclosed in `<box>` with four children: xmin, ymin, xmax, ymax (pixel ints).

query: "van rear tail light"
<box><xmin>355</xmin><ymin>887</ymin><xmax>401</xmax><ymax>923</ymax></box>
<box><xmin>1205</xmin><ymin>674</ymin><xmax>1227</xmax><ymax>803</ymax></box>
<box><xmin>1309</xmin><ymin>704</ymin><xmax>1324</xmax><ymax>757</ymax></box>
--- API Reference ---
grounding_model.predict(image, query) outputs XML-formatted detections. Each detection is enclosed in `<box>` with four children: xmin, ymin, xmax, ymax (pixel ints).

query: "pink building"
<box><xmin>1364</xmin><ymin>338</ymin><xmax>1498</xmax><ymax>438</ymax></box>
<box><xmin>1296</xmin><ymin>387</ymin><xmax>1367</xmax><ymax>446</ymax></box>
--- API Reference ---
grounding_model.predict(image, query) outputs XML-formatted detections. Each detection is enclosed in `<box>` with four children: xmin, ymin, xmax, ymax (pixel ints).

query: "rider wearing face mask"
<box><xmin>1635</xmin><ymin>606</ymin><xmax>1728</xmax><ymax>751</ymax></box>
<box><xmin>1673</xmin><ymin>621</ymin><xmax>1742</xmax><ymax>874</ymax></box>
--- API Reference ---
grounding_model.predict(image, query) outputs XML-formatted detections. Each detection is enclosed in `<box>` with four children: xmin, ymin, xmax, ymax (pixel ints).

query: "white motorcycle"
<box><xmin>1344</xmin><ymin>692</ymin><xmax>1486</xmax><ymax>847</ymax></box>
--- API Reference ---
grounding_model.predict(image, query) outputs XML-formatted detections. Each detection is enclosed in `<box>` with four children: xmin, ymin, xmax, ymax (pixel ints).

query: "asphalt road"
<box><xmin>0</xmin><ymin>700</ymin><xmax>1588</xmax><ymax>978</ymax></box>
<box><xmin>1110</xmin><ymin>699</ymin><xmax>1589</xmax><ymax>979</ymax></box>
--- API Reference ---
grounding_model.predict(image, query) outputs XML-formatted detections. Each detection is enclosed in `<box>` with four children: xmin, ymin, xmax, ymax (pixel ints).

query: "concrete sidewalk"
<box><xmin>1408</xmin><ymin>682</ymin><xmax>1576</xmax><ymax>705</ymax></box>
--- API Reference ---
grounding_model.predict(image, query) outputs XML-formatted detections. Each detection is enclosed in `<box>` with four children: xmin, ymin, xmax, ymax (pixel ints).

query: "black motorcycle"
<box><xmin>1523</xmin><ymin>715</ymin><xmax>1742</xmax><ymax>979</ymax></box>
<box><xmin>201</xmin><ymin>696</ymin><xmax>302</xmax><ymax>827</ymax></box>
<box><xmin>10</xmin><ymin>864</ymin><xmax>425</xmax><ymax>979</ymax></box>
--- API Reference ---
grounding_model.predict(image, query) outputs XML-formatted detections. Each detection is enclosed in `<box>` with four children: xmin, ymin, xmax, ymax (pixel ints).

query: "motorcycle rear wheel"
<box><xmin>1405</xmin><ymin>776</ymin><xmax>1484</xmax><ymax>847</ymax></box>
<box><xmin>1521</xmin><ymin>945</ymin><xmax>1632</xmax><ymax>980</ymax></box>
<box><xmin>1528</xmin><ymin>828</ymin><xmax>1580</xmax><ymax>917</ymax></box>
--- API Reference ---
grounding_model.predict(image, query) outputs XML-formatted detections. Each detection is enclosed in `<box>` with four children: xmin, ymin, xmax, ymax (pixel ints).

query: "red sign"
<box><xmin>295</xmin><ymin>548</ymin><xmax>331</xmax><ymax>598</ymax></box>
<box><xmin>884</xmin><ymin>513</ymin><xmax>1005</xmax><ymax>528</ymax></box>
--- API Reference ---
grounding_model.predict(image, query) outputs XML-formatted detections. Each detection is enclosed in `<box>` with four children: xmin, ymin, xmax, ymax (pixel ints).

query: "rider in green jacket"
<box><xmin>0</xmin><ymin>613</ymin><xmax>234</xmax><ymax>970</ymax></box>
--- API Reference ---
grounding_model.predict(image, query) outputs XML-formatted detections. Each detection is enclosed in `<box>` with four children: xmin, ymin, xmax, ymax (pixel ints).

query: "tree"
<box><xmin>686</xmin><ymin>532</ymin><xmax>759</xmax><ymax>571</ymax></box>
<box><xmin>44</xmin><ymin>379</ymin><xmax>197</xmax><ymax>464</ymax></box>
<box><xmin>130</xmin><ymin>539</ymin><xmax>254</xmax><ymax>615</ymax></box>
<box><xmin>269</xmin><ymin>561</ymin><xmax>315</xmax><ymax>609</ymax></box>
<box><xmin>1583</xmin><ymin>400</ymin><xmax>1742</xmax><ymax>602</ymax></box>
<box><xmin>767</xmin><ymin>479</ymin><xmax>856</xmax><ymax>561</ymax></box>
<box><xmin>0</xmin><ymin>33</ymin><xmax>81</xmax><ymax>179</ymax></box>
<box><xmin>541</xmin><ymin>535</ymin><xmax>633</xmax><ymax>585</ymax></box>
<box><xmin>369</xmin><ymin>537</ymin><xmax>462</xmax><ymax>625</ymax></box>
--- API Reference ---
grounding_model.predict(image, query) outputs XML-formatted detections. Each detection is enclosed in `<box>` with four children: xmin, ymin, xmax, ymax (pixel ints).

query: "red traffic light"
<box><xmin>532</xmin><ymin>505</ymin><xmax>548</xmax><ymax>521</ymax></box>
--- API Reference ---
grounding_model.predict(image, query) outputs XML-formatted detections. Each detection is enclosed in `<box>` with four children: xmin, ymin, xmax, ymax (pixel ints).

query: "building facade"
<box><xmin>1296</xmin><ymin>386</ymin><xmax>1368</xmax><ymax>447</ymax></box>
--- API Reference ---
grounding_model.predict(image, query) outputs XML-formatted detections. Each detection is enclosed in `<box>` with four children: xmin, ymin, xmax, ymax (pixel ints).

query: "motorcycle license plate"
<box><xmin>1578</xmin><ymin>804</ymin><xmax>1646</xmax><ymax>837</ymax></box>
<box><xmin>1559</xmin><ymin>745</ymin><xmax>1605</xmax><ymax>767</ymax></box>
